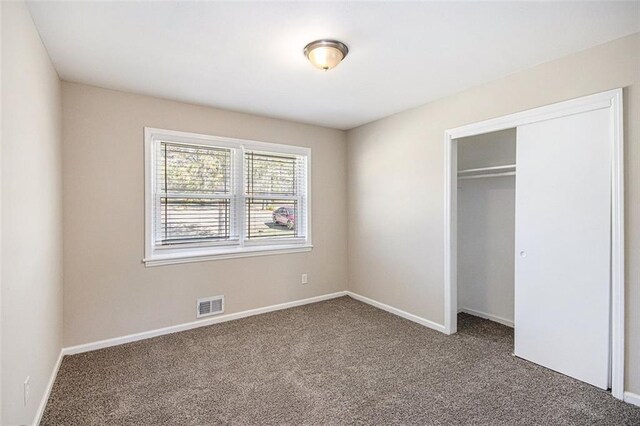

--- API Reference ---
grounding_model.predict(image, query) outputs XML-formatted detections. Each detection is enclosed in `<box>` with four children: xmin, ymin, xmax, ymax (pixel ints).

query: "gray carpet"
<box><xmin>42</xmin><ymin>296</ymin><xmax>640</xmax><ymax>425</ymax></box>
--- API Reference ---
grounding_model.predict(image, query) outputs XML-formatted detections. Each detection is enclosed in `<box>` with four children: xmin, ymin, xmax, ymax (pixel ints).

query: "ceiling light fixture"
<box><xmin>303</xmin><ymin>39</ymin><xmax>349</xmax><ymax>71</ymax></box>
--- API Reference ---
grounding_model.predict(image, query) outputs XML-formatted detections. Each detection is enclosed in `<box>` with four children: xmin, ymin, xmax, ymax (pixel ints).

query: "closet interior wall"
<box><xmin>457</xmin><ymin>129</ymin><xmax>517</xmax><ymax>326</ymax></box>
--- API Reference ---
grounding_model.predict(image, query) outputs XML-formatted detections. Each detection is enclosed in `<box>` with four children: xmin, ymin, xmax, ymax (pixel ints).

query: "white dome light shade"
<box><xmin>304</xmin><ymin>40</ymin><xmax>349</xmax><ymax>71</ymax></box>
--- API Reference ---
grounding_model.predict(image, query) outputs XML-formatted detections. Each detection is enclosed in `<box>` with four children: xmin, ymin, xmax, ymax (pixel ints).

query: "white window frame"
<box><xmin>143</xmin><ymin>128</ymin><xmax>312</xmax><ymax>266</ymax></box>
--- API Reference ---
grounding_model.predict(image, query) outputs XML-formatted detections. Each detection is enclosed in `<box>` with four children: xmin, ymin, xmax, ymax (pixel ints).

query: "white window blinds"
<box><xmin>245</xmin><ymin>150</ymin><xmax>307</xmax><ymax>241</ymax></box>
<box><xmin>155</xmin><ymin>142</ymin><xmax>238</xmax><ymax>246</ymax></box>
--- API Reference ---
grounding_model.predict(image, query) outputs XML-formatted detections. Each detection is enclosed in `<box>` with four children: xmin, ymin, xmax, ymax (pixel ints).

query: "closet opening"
<box><xmin>456</xmin><ymin>129</ymin><xmax>516</xmax><ymax>329</ymax></box>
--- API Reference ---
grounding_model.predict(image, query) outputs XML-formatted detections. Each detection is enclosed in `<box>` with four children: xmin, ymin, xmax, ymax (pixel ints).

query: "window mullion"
<box><xmin>236</xmin><ymin>146</ymin><xmax>247</xmax><ymax>247</ymax></box>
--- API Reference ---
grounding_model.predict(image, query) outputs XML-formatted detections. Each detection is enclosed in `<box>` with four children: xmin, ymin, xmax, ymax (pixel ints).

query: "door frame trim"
<box><xmin>443</xmin><ymin>88</ymin><xmax>624</xmax><ymax>399</ymax></box>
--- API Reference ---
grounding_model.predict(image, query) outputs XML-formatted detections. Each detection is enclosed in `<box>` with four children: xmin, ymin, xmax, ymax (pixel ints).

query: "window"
<box><xmin>144</xmin><ymin>128</ymin><xmax>311</xmax><ymax>266</ymax></box>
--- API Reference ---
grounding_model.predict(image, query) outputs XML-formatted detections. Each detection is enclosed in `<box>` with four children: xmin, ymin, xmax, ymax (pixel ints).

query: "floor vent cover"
<box><xmin>197</xmin><ymin>295</ymin><xmax>224</xmax><ymax>318</ymax></box>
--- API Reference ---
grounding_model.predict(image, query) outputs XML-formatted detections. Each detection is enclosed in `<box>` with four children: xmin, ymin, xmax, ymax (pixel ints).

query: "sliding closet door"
<box><xmin>514</xmin><ymin>108</ymin><xmax>611</xmax><ymax>389</ymax></box>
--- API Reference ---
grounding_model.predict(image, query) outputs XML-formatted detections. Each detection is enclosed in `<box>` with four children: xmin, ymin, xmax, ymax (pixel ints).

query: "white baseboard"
<box><xmin>62</xmin><ymin>291</ymin><xmax>347</xmax><ymax>356</ymax></box>
<box><xmin>61</xmin><ymin>290</ymin><xmax>446</xmax><ymax>356</ymax></box>
<box><xmin>624</xmin><ymin>391</ymin><xmax>640</xmax><ymax>407</ymax></box>
<box><xmin>33</xmin><ymin>349</ymin><xmax>64</xmax><ymax>426</ymax></box>
<box><xmin>458</xmin><ymin>307</ymin><xmax>514</xmax><ymax>328</ymax></box>
<box><xmin>346</xmin><ymin>291</ymin><xmax>447</xmax><ymax>333</ymax></box>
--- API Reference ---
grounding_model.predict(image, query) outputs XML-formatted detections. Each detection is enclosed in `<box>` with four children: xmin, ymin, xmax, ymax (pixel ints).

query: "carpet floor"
<box><xmin>42</xmin><ymin>296</ymin><xmax>640</xmax><ymax>425</ymax></box>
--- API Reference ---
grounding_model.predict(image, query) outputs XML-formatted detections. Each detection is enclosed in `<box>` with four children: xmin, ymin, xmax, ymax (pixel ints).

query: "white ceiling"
<box><xmin>28</xmin><ymin>1</ymin><xmax>640</xmax><ymax>130</ymax></box>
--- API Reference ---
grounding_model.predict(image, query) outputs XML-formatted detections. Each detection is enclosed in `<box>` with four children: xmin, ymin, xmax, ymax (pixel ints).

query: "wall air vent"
<box><xmin>197</xmin><ymin>295</ymin><xmax>224</xmax><ymax>318</ymax></box>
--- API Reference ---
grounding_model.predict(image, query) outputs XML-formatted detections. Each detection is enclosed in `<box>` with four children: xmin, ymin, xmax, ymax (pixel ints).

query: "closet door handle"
<box><xmin>519</xmin><ymin>250</ymin><xmax>527</xmax><ymax>258</ymax></box>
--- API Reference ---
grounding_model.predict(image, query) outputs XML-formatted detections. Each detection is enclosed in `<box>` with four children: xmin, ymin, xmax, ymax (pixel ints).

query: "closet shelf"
<box><xmin>458</xmin><ymin>164</ymin><xmax>516</xmax><ymax>180</ymax></box>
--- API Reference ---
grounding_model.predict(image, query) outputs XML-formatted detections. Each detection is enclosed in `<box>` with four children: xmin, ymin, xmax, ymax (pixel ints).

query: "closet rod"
<box><xmin>458</xmin><ymin>171</ymin><xmax>516</xmax><ymax>180</ymax></box>
<box><xmin>458</xmin><ymin>164</ymin><xmax>516</xmax><ymax>175</ymax></box>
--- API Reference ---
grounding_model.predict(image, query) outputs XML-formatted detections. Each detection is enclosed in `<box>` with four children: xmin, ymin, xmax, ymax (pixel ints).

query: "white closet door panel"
<box><xmin>514</xmin><ymin>108</ymin><xmax>611</xmax><ymax>389</ymax></box>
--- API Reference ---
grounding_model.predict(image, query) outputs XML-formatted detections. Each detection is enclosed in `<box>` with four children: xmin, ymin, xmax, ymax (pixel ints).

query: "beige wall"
<box><xmin>1</xmin><ymin>1</ymin><xmax>63</xmax><ymax>424</ymax></box>
<box><xmin>62</xmin><ymin>83</ymin><xmax>348</xmax><ymax>347</ymax></box>
<box><xmin>347</xmin><ymin>33</ymin><xmax>640</xmax><ymax>393</ymax></box>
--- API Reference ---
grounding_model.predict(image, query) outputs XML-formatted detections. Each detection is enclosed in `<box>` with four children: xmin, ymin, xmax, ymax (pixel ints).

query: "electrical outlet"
<box><xmin>301</xmin><ymin>274</ymin><xmax>308</xmax><ymax>285</ymax></box>
<box><xmin>23</xmin><ymin>376</ymin><xmax>30</xmax><ymax>406</ymax></box>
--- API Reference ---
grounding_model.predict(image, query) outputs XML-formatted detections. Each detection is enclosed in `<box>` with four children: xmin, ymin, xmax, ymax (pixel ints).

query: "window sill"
<box><xmin>143</xmin><ymin>244</ymin><xmax>313</xmax><ymax>267</ymax></box>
